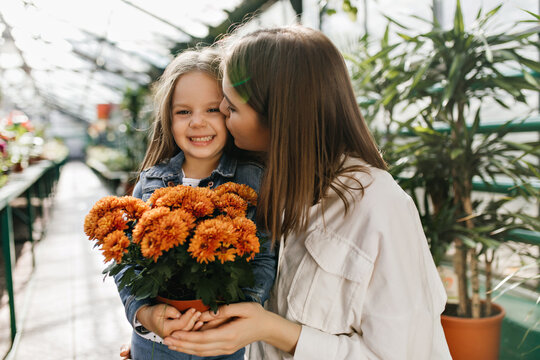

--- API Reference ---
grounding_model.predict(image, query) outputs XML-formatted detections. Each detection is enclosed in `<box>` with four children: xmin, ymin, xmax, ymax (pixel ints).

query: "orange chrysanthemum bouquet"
<box><xmin>84</xmin><ymin>182</ymin><xmax>261</xmax><ymax>311</ymax></box>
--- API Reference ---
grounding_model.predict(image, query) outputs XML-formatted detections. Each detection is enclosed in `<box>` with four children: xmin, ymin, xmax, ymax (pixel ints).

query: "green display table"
<box><xmin>0</xmin><ymin>157</ymin><xmax>65</xmax><ymax>351</ymax></box>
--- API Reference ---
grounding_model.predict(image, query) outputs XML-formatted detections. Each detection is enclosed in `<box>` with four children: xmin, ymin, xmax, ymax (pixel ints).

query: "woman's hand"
<box><xmin>136</xmin><ymin>304</ymin><xmax>203</xmax><ymax>338</ymax></box>
<box><xmin>163</xmin><ymin>302</ymin><xmax>302</xmax><ymax>357</ymax></box>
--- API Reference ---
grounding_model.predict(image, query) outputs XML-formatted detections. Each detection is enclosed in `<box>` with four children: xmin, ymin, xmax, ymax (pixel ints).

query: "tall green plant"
<box><xmin>353</xmin><ymin>1</ymin><xmax>540</xmax><ymax>319</ymax></box>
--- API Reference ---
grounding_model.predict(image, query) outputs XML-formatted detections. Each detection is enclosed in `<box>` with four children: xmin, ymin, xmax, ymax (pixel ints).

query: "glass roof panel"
<box><xmin>0</xmin><ymin>0</ymin><xmax>242</xmax><ymax>123</ymax></box>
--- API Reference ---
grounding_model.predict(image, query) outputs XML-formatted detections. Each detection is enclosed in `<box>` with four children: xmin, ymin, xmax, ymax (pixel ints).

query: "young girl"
<box><xmin>162</xmin><ymin>26</ymin><xmax>452</xmax><ymax>359</ymax></box>
<box><xmin>115</xmin><ymin>47</ymin><xmax>276</xmax><ymax>360</ymax></box>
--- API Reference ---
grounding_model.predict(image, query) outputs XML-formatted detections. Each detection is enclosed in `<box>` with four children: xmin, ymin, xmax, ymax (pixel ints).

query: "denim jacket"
<box><xmin>115</xmin><ymin>151</ymin><xmax>277</xmax><ymax>328</ymax></box>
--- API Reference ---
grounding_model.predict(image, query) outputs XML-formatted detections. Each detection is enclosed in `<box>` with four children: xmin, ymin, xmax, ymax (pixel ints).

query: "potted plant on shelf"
<box><xmin>350</xmin><ymin>2</ymin><xmax>540</xmax><ymax>359</ymax></box>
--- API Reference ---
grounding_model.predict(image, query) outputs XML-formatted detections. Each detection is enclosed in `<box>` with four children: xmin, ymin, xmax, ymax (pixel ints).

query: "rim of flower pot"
<box><xmin>156</xmin><ymin>295</ymin><xmax>210</xmax><ymax>313</ymax></box>
<box><xmin>441</xmin><ymin>302</ymin><xmax>506</xmax><ymax>324</ymax></box>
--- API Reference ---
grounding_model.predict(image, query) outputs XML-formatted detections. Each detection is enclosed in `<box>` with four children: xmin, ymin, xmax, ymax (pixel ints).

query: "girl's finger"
<box><xmin>182</xmin><ymin>310</ymin><xmax>202</xmax><ymax>330</ymax></box>
<box><xmin>164</xmin><ymin>308</ymin><xmax>200</xmax><ymax>333</ymax></box>
<box><xmin>193</xmin><ymin>320</ymin><xmax>204</xmax><ymax>331</ymax></box>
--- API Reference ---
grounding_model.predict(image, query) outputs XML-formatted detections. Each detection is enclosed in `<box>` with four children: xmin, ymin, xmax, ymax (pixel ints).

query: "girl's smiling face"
<box><xmin>172</xmin><ymin>71</ymin><xmax>228</xmax><ymax>167</ymax></box>
<box><xmin>219</xmin><ymin>74</ymin><xmax>270</xmax><ymax>152</ymax></box>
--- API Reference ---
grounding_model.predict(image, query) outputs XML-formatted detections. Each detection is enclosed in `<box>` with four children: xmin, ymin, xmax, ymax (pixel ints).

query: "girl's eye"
<box><xmin>208</xmin><ymin>108</ymin><xmax>220</xmax><ymax>113</ymax></box>
<box><xmin>176</xmin><ymin>110</ymin><xmax>190</xmax><ymax>115</ymax></box>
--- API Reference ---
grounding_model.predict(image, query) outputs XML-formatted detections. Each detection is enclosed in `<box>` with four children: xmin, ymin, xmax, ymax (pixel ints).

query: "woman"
<box><xmin>162</xmin><ymin>25</ymin><xmax>451</xmax><ymax>359</ymax></box>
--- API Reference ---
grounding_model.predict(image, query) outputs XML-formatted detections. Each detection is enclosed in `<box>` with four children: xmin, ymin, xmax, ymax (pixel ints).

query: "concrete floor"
<box><xmin>1</xmin><ymin>162</ymin><xmax>131</xmax><ymax>360</ymax></box>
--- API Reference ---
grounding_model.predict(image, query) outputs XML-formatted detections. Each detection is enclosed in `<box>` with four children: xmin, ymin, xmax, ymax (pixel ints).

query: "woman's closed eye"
<box><xmin>227</xmin><ymin>106</ymin><xmax>236</xmax><ymax>113</ymax></box>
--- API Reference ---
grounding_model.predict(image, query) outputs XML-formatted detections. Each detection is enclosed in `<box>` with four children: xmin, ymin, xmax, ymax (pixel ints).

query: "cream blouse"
<box><xmin>247</xmin><ymin>158</ymin><xmax>451</xmax><ymax>359</ymax></box>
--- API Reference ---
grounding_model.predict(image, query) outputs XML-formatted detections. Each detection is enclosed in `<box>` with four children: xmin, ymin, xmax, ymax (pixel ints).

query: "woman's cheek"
<box><xmin>225</xmin><ymin>116</ymin><xmax>237</xmax><ymax>135</ymax></box>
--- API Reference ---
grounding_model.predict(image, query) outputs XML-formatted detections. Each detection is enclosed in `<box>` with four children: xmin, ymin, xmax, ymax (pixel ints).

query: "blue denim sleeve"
<box><xmin>114</xmin><ymin>267</ymin><xmax>153</xmax><ymax>326</ymax></box>
<box><xmin>241</xmin><ymin>203</ymin><xmax>277</xmax><ymax>304</ymax></box>
<box><xmin>242</xmin><ymin>232</ymin><xmax>277</xmax><ymax>304</ymax></box>
<box><xmin>113</xmin><ymin>179</ymin><xmax>152</xmax><ymax>326</ymax></box>
<box><xmin>132</xmin><ymin>179</ymin><xmax>142</xmax><ymax>199</ymax></box>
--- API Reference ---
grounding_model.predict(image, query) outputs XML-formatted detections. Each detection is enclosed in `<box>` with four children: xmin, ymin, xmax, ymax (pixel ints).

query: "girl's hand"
<box><xmin>136</xmin><ymin>304</ymin><xmax>203</xmax><ymax>338</ymax></box>
<box><xmin>163</xmin><ymin>302</ymin><xmax>301</xmax><ymax>357</ymax></box>
<box><xmin>119</xmin><ymin>344</ymin><xmax>131</xmax><ymax>359</ymax></box>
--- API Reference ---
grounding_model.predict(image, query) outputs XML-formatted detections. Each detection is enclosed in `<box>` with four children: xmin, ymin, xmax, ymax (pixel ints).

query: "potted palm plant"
<box><xmin>349</xmin><ymin>2</ymin><xmax>540</xmax><ymax>359</ymax></box>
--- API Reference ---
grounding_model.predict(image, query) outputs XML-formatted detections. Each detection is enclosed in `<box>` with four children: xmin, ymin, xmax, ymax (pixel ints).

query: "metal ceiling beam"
<box><xmin>119</xmin><ymin>0</ymin><xmax>195</xmax><ymax>38</ymax></box>
<box><xmin>69</xmin><ymin>27</ymin><xmax>167</xmax><ymax>69</ymax></box>
<box><xmin>171</xmin><ymin>0</ymin><xmax>278</xmax><ymax>54</ymax></box>
<box><xmin>69</xmin><ymin>48</ymin><xmax>149</xmax><ymax>85</ymax></box>
<box><xmin>42</xmin><ymin>96</ymin><xmax>91</xmax><ymax>123</ymax></box>
<box><xmin>0</xmin><ymin>10</ymin><xmax>44</xmax><ymax>103</ymax></box>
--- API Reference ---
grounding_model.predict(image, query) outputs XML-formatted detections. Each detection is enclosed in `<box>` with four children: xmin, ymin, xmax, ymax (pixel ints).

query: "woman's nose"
<box><xmin>219</xmin><ymin>98</ymin><xmax>229</xmax><ymax>116</ymax></box>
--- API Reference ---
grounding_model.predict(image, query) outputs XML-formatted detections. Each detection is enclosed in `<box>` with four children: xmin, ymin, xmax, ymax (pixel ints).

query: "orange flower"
<box><xmin>216</xmin><ymin>193</ymin><xmax>248</xmax><ymax>218</ymax></box>
<box><xmin>84</xmin><ymin>196</ymin><xmax>123</xmax><ymax>239</ymax></box>
<box><xmin>216</xmin><ymin>248</ymin><xmax>237</xmax><ymax>264</ymax></box>
<box><xmin>188</xmin><ymin>218</ymin><xmax>237</xmax><ymax>264</ymax></box>
<box><xmin>231</xmin><ymin>217</ymin><xmax>260</xmax><ymax>260</ymax></box>
<box><xmin>132</xmin><ymin>208</ymin><xmax>194</xmax><ymax>262</ymax></box>
<box><xmin>101</xmin><ymin>230</ymin><xmax>131</xmax><ymax>262</ymax></box>
<box><xmin>147</xmin><ymin>185</ymin><xmax>216</xmax><ymax>218</ymax></box>
<box><xmin>214</xmin><ymin>182</ymin><xmax>258</xmax><ymax>206</ymax></box>
<box><xmin>93</xmin><ymin>209</ymin><xmax>127</xmax><ymax>243</ymax></box>
<box><xmin>84</xmin><ymin>196</ymin><xmax>148</xmax><ymax>241</ymax></box>
<box><xmin>121</xmin><ymin>196</ymin><xmax>149</xmax><ymax>219</ymax></box>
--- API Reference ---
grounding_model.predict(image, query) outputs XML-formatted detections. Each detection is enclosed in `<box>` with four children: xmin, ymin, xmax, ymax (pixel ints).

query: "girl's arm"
<box><xmin>113</xmin><ymin>180</ymin><xmax>152</xmax><ymax>330</ymax></box>
<box><xmin>241</xmin><ymin>234</ymin><xmax>276</xmax><ymax>304</ymax></box>
<box><xmin>163</xmin><ymin>302</ymin><xmax>301</xmax><ymax>356</ymax></box>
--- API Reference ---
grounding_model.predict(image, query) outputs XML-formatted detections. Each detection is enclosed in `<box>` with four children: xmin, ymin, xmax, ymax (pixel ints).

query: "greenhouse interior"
<box><xmin>0</xmin><ymin>0</ymin><xmax>539</xmax><ymax>359</ymax></box>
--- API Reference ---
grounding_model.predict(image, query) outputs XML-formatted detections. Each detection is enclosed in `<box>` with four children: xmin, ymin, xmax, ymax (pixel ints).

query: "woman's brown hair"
<box><xmin>223</xmin><ymin>25</ymin><xmax>387</xmax><ymax>242</ymax></box>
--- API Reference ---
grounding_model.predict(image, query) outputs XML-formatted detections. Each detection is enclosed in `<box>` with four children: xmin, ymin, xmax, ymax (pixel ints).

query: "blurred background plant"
<box><xmin>347</xmin><ymin>0</ymin><xmax>540</xmax><ymax>320</ymax></box>
<box><xmin>84</xmin><ymin>86</ymin><xmax>152</xmax><ymax>194</ymax></box>
<box><xmin>85</xmin><ymin>87</ymin><xmax>151</xmax><ymax>171</ymax></box>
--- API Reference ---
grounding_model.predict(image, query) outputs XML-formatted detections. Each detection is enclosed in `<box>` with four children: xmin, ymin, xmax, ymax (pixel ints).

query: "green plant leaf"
<box><xmin>382</xmin><ymin>14</ymin><xmax>409</xmax><ymax>30</ymax></box>
<box><xmin>325</xmin><ymin>8</ymin><xmax>337</xmax><ymax>16</ymax></box>
<box><xmin>521</xmin><ymin>9</ymin><xmax>540</xmax><ymax>21</ymax></box>
<box><xmin>342</xmin><ymin>0</ymin><xmax>358</xmax><ymax>21</ymax></box>
<box><xmin>442</xmin><ymin>54</ymin><xmax>465</xmax><ymax>106</ymax></box>
<box><xmin>453</xmin><ymin>0</ymin><xmax>465</xmax><ymax>36</ymax></box>
<box><xmin>450</xmin><ymin>148</ymin><xmax>464</xmax><ymax>159</ymax></box>
<box><xmin>522</xmin><ymin>69</ymin><xmax>540</xmax><ymax>87</ymax></box>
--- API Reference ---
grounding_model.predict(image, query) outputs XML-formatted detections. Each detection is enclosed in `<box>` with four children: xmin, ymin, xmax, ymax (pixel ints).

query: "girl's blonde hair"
<box><xmin>222</xmin><ymin>25</ymin><xmax>387</xmax><ymax>242</ymax></box>
<box><xmin>139</xmin><ymin>47</ymin><xmax>222</xmax><ymax>171</ymax></box>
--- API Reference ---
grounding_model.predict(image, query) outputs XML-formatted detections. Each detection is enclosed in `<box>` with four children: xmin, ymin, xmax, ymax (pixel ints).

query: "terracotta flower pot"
<box><xmin>441</xmin><ymin>302</ymin><xmax>505</xmax><ymax>360</ymax></box>
<box><xmin>156</xmin><ymin>296</ymin><xmax>209</xmax><ymax>313</ymax></box>
<box><xmin>12</xmin><ymin>162</ymin><xmax>24</xmax><ymax>173</ymax></box>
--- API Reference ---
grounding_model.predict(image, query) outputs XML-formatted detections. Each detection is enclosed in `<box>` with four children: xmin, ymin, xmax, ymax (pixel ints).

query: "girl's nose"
<box><xmin>189</xmin><ymin>113</ymin><xmax>206</xmax><ymax>127</ymax></box>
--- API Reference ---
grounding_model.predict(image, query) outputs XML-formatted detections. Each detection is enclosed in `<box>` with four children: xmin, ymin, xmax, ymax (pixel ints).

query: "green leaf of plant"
<box><xmin>325</xmin><ymin>8</ymin><xmax>337</xmax><ymax>16</ymax></box>
<box><xmin>382</xmin><ymin>14</ymin><xmax>410</xmax><ymax>30</ymax></box>
<box><xmin>522</xmin><ymin>70</ymin><xmax>539</xmax><ymax>87</ymax></box>
<box><xmin>453</xmin><ymin>0</ymin><xmax>465</xmax><ymax>36</ymax></box>
<box><xmin>516</xmin><ymin>57</ymin><xmax>540</xmax><ymax>73</ymax></box>
<box><xmin>450</xmin><ymin>148</ymin><xmax>464</xmax><ymax>159</ymax></box>
<box><xmin>521</xmin><ymin>9</ymin><xmax>540</xmax><ymax>21</ymax></box>
<box><xmin>342</xmin><ymin>0</ymin><xmax>358</xmax><ymax>21</ymax></box>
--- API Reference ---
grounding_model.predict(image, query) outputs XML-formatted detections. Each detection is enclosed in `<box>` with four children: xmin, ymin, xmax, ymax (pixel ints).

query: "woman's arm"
<box><xmin>164</xmin><ymin>191</ymin><xmax>451</xmax><ymax>359</ymax></box>
<box><xmin>163</xmin><ymin>302</ymin><xmax>301</xmax><ymax>356</ymax></box>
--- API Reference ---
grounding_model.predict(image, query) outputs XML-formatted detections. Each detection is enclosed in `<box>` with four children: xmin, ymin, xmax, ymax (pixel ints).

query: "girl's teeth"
<box><xmin>190</xmin><ymin>136</ymin><xmax>213</xmax><ymax>142</ymax></box>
